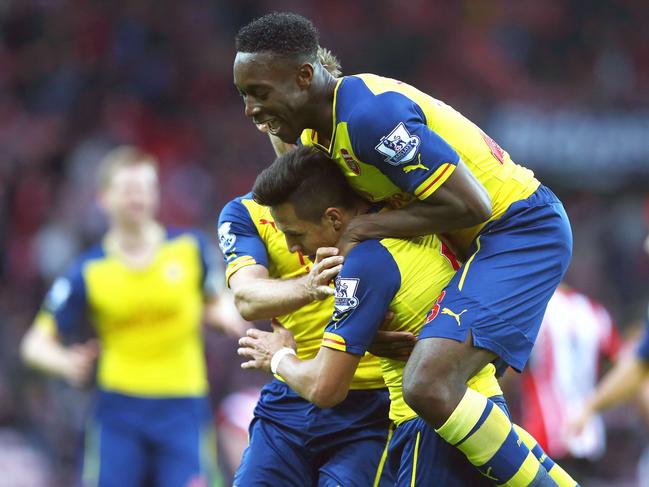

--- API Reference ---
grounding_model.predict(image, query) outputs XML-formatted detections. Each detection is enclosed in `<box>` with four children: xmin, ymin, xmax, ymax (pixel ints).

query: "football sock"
<box><xmin>436</xmin><ymin>387</ymin><xmax>556</xmax><ymax>486</ymax></box>
<box><xmin>514</xmin><ymin>425</ymin><xmax>579</xmax><ymax>487</ymax></box>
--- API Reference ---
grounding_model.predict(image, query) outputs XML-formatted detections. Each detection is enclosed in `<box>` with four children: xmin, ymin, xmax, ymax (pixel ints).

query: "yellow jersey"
<box><xmin>218</xmin><ymin>193</ymin><xmax>385</xmax><ymax>390</ymax></box>
<box><xmin>36</xmin><ymin>229</ymin><xmax>211</xmax><ymax>397</ymax></box>
<box><xmin>321</xmin><ymin>234</ymin><xmax>502</xmax><ymax>424</ymax></box>
<box><xmin>300</xmin><ymin>73</ymin><xmax>540</xmax><ymax>250</ymax></box>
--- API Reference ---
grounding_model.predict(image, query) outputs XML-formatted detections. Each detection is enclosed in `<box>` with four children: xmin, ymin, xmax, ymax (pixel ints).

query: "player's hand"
<box><xmin>305</xmin><ymin>247</ymin><xmax>343</xmax><ymax>301</ymax></box>
<box><xmin>238</xmin><ymin>321</ymin><xmax>297</xmax><ymax>372</ymax></box>
<box><xmin>63</xmin><ymin>340</ymin><xmax>99</xmax><ymax>387</ymax></box>
<box><xmin>565</xmin><ymin>406</ymin><xmax>593</xmax><ymax>438</ymax></box>
<box><xmin>367</xmin><ymin>311</ymin><xmax>417</xmax><ymax>361</ymax></box>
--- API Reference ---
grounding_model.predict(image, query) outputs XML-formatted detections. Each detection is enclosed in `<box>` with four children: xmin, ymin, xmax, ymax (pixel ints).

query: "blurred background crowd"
<box><xmin>1</xmin><ymin>0</ymin><xmax>648</xmax><ymax>485</ymax></box>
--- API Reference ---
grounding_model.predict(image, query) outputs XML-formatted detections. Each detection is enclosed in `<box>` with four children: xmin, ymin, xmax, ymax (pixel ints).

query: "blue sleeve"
<box><xmin>217</xmin><ymin>197</ymin><xmax>269</xmax><ymax>268</ymax></box>
<box><xmin>42</xmin><ymin>261</ymin><xmax>88</xmax><ymax>336</ymax></box>
<box><xmin>322</xmin><ymin>240</ymin><xmax>401</xmax><ymax>355</ymax></box>
<box><xmin>348</xmin><ymin>92</ymin><xmax>460</xmax><ymax>196</ymax></box>
<box><xmin>186</xmin><ymin>229</ymin><xmax>220</xmax><ymax>295</ymax></box>
<box><xmin>636</xmin><ymin>305</ymin><xmax>649</xmax><ymax>362</ymax></box>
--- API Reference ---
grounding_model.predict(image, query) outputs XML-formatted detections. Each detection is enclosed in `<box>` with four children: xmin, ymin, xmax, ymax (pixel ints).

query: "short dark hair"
<box><xmin>235</xmin><ymin>12</ymin><xmax>319</xmax><ymax>61</ymax></box>
<box><xmin>253</xmin><ymin>146</ymin><xmax>359</xmax><ymax>222</ymax></box>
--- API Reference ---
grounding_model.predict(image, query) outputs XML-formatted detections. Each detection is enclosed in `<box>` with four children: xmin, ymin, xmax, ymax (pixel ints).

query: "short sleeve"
<box><xmin>40</xmin><ymin>260</ymin><xmax>88</xmax><ymax>337</ymax></box>
<box><xmin>348</xmin><ymin>92</ymin><xmax>459</xmax><ymax>200</ymax></box>
<box><xmin>322</xmin><ymin>240</ymin><xmax>401</xmax><ymax>355</ymax></box>
<box><xmin>218</xmin><ymin>197</ymin><xmax>269</xmax><ymax>285</ymax></box>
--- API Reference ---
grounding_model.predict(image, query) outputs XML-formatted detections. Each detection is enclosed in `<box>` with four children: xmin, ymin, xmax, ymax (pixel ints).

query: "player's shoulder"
<box><xmin>345</xmin><ymin>239</ymin><xmax>398</xmax><ymax>273</ymax></box>
<box><xmin>339</xmin><ymin>75</ymin><xmax>423</xmax><ymax>142</ymax></box>
<box><xmin>219</xmin><ymin>192</ymin><xmax>260</xmax><ymax>222</ymax></box>
<box><xmin>74</xmin><ymin>242</ymin><xmax>107</xmax><ymax>271</ymax></box>
<box><xmin>55</xmin><ymin>242</ymin><xmax>105</xmax><ymax>288</ymax></box>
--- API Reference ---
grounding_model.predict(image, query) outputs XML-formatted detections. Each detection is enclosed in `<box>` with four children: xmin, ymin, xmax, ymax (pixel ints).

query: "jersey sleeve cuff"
<box><xmin>414</xmin><ymin>162</ymin><xmax>456</xmax><ymax>200</ymax></box>
<box><xmin>225</xmin><ymin>255</ymin><xmax>258</xmax><ymax>287</ymax></box>
<box><xmin>322</xmin><ymin>332</ymin><xmax>348</xmax><ymax>352</ymax></box>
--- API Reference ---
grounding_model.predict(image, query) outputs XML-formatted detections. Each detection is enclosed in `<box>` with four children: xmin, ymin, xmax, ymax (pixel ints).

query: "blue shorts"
<box><xmin>386</xmin><ymin>396</ymin><xmax>509</xmax><ymax>486</ymax></box>
<box><xmin>419</xmin><ymin>185</ymin><xmax>572</xmax><ymax>371</ymax></box>
<box><xmin>234</xmin><ymin>379</ymin><xmax>392</xmax><ymax>487</ymax></box>
<box><xmin>83</xmin><ymin>390</ymin><xmax>216</xmax><ymax>487</ymax></box>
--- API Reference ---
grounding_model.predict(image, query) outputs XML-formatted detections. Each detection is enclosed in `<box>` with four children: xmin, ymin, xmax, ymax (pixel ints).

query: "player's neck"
<box><xmin>105</xmin><ymin>220</ymin><xmax>164</xmax><ymax>267</ymax></box>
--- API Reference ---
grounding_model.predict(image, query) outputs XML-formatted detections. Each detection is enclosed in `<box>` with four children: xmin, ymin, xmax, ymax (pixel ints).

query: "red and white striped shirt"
<box><xmin>521</xmin><ymin>286</ymin><xmax>620</xmax><ymax>459</ymax></box>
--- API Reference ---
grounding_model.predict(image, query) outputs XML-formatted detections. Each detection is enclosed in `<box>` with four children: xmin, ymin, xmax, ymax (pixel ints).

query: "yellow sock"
<box><xmin>514</xmin><ymin>425</ymin><xmax>578</xmax><ymax>487</ymax></box>
<box><xmin>436</xmin><ymin>388</ymin><xmax>544</xmax><ymax>486</ymax></box>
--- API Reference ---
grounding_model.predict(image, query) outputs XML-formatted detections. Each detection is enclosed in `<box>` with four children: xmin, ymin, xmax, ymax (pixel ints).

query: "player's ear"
<box><xmin>324</xmin><ymin>207</ymin><xmax>344</xmax><ymax>231</ymax></box>
<box><xmin>296</xmin><ymin>63</ymin><xmax>314</xmax><ymax>88</ymax></box>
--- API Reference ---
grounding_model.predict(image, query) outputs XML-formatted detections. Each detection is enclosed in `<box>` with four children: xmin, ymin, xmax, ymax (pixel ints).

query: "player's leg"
<box><xmin>404</xmin><ymin>335</ymin><xmax>554</xmax><ymax>485</ymax></box>
<box><xmin>234</xmin><ymin>416</ymin><xmax>313</xmax><ymax>487</ymax></box>
<box><xmin>315</xmin><ymin>388</ymin><xmax>392</xmax><ymax>487</ymax></box>
<box><xmin>493</xmin><ymin>394</ymin><xmax>578</xmax><ymax>486</ymax></box>
<box><xmin>390</xmin><ymin>416</ymin><xmax>493</xmax><ymax>487</ymax></box>
<box><xmin>403</xmin><ymin>186</ymin><xmax>573</xmax><ymax>486</ymax></box>
<box><xmin>514</xmin><ymin>425</ymin><xmax>578</xmax><ymax>487</ymax></box>
<box><xmin>232</xmin><ymin>380</ymin><xmax>319</xmax><ymax>487</ymax></box>
<box><xmin>83</xmin><ymin>415</ymin><xmax>148</xmax><ymax>487</ymax></box>
<box><xmin>151</xmin><ymin>397</ymin><xmax>218</xmax><ymax>487</ymax></box>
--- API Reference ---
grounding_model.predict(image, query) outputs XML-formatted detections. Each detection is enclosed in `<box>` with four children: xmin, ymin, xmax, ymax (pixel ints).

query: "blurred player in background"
<box><xmin>21</xmin><ymin>146</ymin><xmax>247</xmax><ymax>487</ymax></box>
<box><xmin>233</xmin><ymin>12</ymin><xmax>572</xmax><ymax>486</ymax></box>
<box><xmin>570</xmin><ymin>304</ymin><xmax>649</xmax><ymax>432</ymax></box>
<box><xmin>516</xmin><ymin>284</ymin><xmax>619</xmax><ymax>480</ymax></box>
<box><xmin>239</xmin><ymin>147</ymin><xmax>577</xmax><ymax>486</ymax></box>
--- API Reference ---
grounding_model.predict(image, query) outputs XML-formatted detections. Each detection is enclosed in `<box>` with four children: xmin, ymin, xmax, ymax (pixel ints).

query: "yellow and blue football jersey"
<box><xmin>35</xmin><ymin>229</ymin><xmax>211</xmax><ymax>397</ymax></box>
<box><xmin>300</xmin><ymin>74</ymin><xmax>540</xmax><ymax>251</ymax></box>
<box><xmin>321</xmin><ymin>233</ymin><xmax>502</xmax><ymax>424</ymax></box>
<box><xmin>218</xmin><ymin>193</ymin><xmax>385</xmax><ymax>390</ymax></box>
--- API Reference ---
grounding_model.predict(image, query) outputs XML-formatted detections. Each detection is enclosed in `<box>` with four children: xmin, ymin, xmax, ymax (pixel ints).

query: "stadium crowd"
<box><xmin>0</xmin><ymin>1</ymin><xmax>648</xmax><ymax>485</ymax></box>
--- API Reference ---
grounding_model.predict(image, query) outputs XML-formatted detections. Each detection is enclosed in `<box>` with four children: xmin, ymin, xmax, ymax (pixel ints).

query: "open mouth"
<box><xmin>265</xmin><ymin>118</ymin><xmax>281</xmax><ymax>135</ymax></box>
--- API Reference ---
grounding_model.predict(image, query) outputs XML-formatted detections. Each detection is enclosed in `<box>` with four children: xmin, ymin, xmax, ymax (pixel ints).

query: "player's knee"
<box><xmin>402</xmin><ymin>371</ymin><xmax>455</xmax><ymax>428</ymax></box>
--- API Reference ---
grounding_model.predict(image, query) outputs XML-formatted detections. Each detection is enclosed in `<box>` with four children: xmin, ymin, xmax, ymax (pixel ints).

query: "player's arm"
<box><xmin>340</xmin><ymin>95</ymin><xmax>492</xmax><ymax>254</ymax></box>
<box><xmin>239</xmin><ymin>242</ymin><xmax>399</xmax><ymax>407</ymax></box>
<box><xmin>20</xmin><ymin>268</ymin><xmax>97</xmax><ymax>387</ymax></box>
<box><xmin>228</xmin><ymin>247</ymin><xmax>341</xmax><ymax>321</ymax></box>
<box><xmin>239</xmin><ymin>323</ymin><xmax>361</xmax><ymax>408</ymax></box>
<box><xmin>570</xmin><ymin>318</ymin><xmax>649</xmax><ymax>434</ymax></box>
<box><xmin>339</xmin><ymin>167</ymin><xmax>489</xmax><ymax>256</ymax></box>
<box><xmin>21</xmin><ymin>316</ymin><xmax>97</xmax><ymax>387</ymax></box>
<box><xmin>569</xmin><ymin>354</ymin><xmax>649</xmax><ymax>435</ymax></box>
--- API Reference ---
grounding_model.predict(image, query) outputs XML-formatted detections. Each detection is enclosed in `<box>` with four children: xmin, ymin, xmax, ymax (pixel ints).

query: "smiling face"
<box><xmin>270</xmin><ymin>202</ymin><xmax>342</xmax><ymax>260</ymax></box>
<box><xmin>99</xmin><ymin>163</ymin><xmax>159</xmax><ymax>229</ymax></box>
<box><xmin>233</xmin><ymin>52</ymin><xmax>313</xmax><ymax>144</ymax></box>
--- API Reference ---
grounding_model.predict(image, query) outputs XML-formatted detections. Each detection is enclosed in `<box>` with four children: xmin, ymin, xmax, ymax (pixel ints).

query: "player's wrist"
<box><xmin>270</xmin><ymin>347</ymin><xmax>296</xmax><ymax>375</ymax></box>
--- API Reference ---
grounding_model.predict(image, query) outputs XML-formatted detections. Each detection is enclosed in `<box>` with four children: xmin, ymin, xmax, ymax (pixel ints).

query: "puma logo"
<box><xmin>402</xmin><ymin>154</ymin><xmax>429</xmax><ymax>173</ymax></box>
<box><xmin>483</xmin><ymin>466</ymin><xmax>498</xmax><ymax>481</ymax></box>
<box><xmin>259</xmin><ymin>218</ymin><xmax>277</xmax><ymax>232</ymax></box>
<box><xmin>402</xmin><ymin>162</ymin><xmax>429</xmax><ymax>173</ymax></box>
<box><xmin>441</xmin><ymin>307</ymin><xmax>468</xmax><ymax>326</ymax></box>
